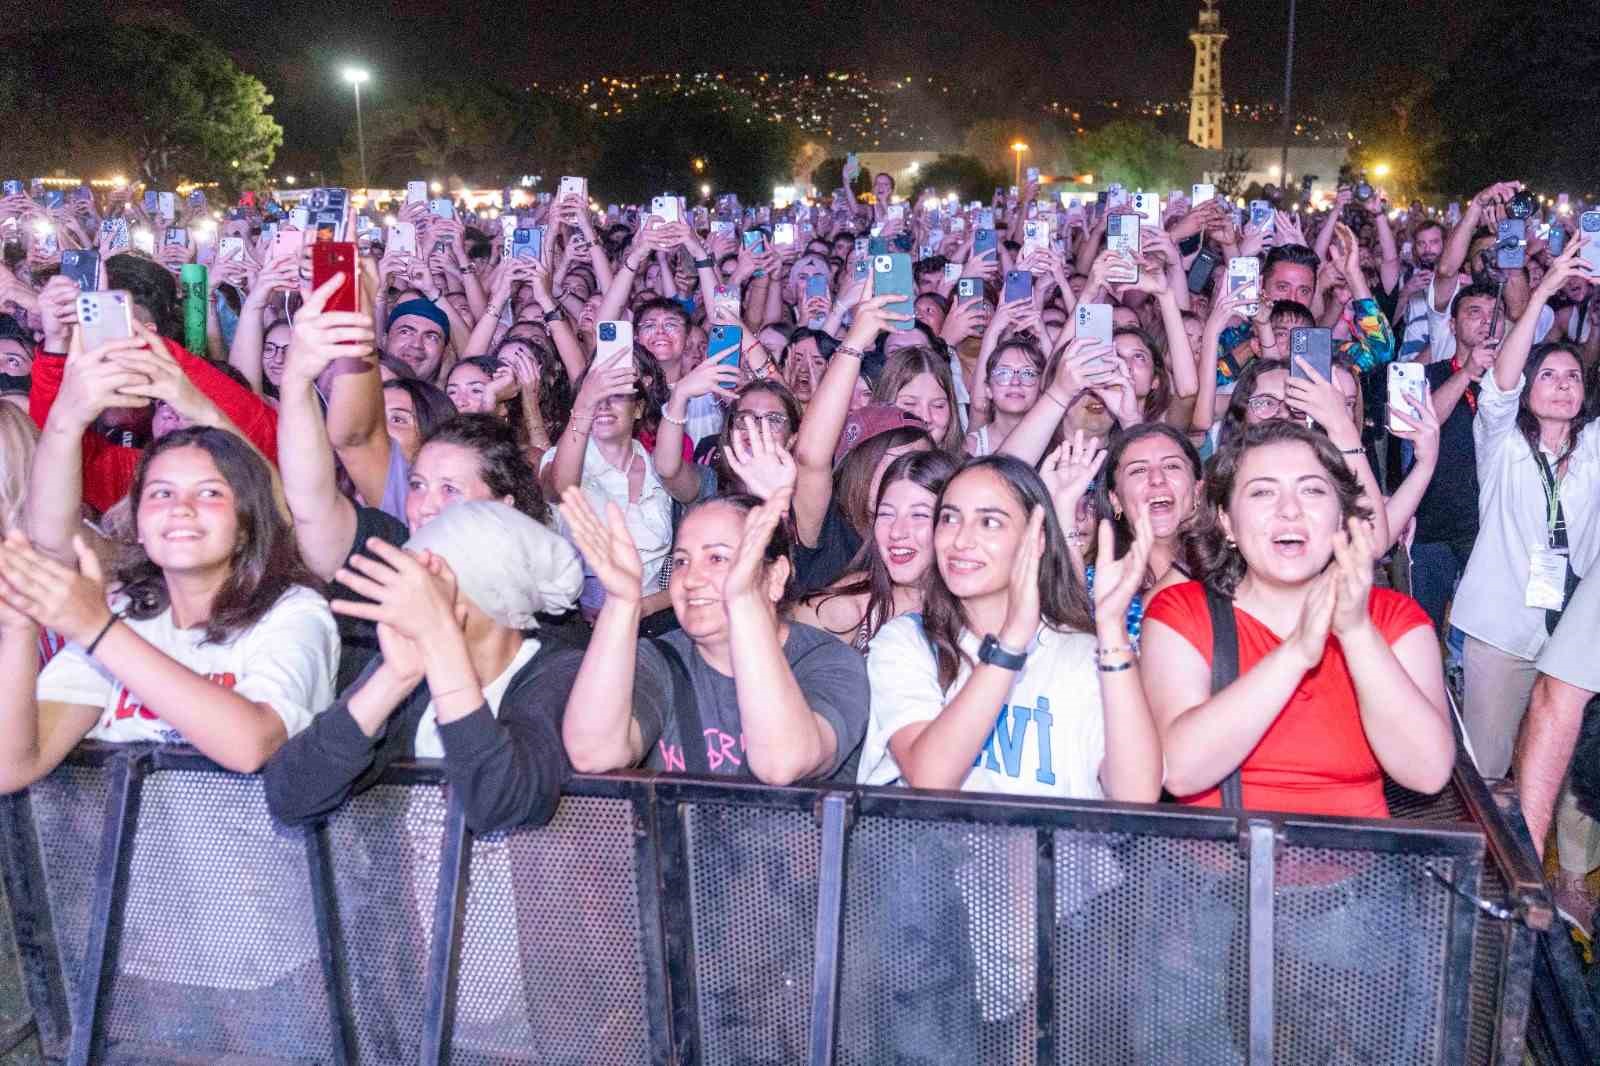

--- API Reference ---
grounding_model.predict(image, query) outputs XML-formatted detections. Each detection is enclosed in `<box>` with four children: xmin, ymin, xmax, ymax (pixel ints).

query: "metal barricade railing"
<box><xmin>0</xmin><ymin>741</ymin><xmax>1550</xmax><ymax>1065</ymax></box>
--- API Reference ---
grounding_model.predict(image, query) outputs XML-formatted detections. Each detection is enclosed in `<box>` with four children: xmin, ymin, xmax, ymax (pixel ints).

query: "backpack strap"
<box><xmin>649</xmin><ymin>636</ymin><xmax>712</xmax><ymax>776</ymax></box>
<box><xmin>1204</xmin><ymin>586</ymin><xmax>1246</xmax><ymax>809</ymax></box>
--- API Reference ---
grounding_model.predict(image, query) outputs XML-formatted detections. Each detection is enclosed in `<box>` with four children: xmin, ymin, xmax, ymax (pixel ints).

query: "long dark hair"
<box><xmin>922</xmin><ymin>455</ymin><xmax>1094</xmax><ymax>689</ymax></box>
<box><xmin>492</xmin><ymin>336</ymin><xmax>573</xmax><ymax>438</ymax></box>
<box><xmin>1092</xmin><ymin>422</ymin><xmax>1203</xmax><ymax>556</ymax></box>
<box><xmin>1517</xmin><ymin>342</ymin><xmax>1595</xmax><ymax>465</ymax></box>
<box><xmin>118</xmin><ymin>428</ymin><xmax>318</xmax><ymax>645</ymax></box>
<box><xmin>835</xmin><ymin>425</ymin><xmax>934</xmax><ymax>537</ymax></box>
<box><xmin>712</xmin><ymin>379</ymin><xmax>804</xmax><ymax>493</ymax></box>
<box><xmin>1113</xmin><ymin>325</ymin><xmax>1173</xmax><ymax>422</ymax></box>
<box><xmin>1185</xmin><ymin>419</ymin><xmax>1373</xmax><ymax>597</ymax></box>
<box><xmin>383</xmin><ymin>377</ymin><xmax>455</xmax><ymax>439</ymax></box>
<box><xmin>1220</xmin><ymin>356</ymin><xmax>1289</xmax><ymax>446</ymax></box>
<box><xmin>804</xmin><ymin>450</ymin><xmax>958</xmax><ymax>645</ymax></box>
<box><xmin>420</xmin><ymin>414</ymin><xmax>550</xmax><ymax>525</ymax></box>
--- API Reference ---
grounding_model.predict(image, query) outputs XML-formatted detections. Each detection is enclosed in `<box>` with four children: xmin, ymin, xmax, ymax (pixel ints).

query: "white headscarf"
<box><xmin>404</xmin><ymin>501</ymin><xmax>581</xmax><ymax>628</ymax></box>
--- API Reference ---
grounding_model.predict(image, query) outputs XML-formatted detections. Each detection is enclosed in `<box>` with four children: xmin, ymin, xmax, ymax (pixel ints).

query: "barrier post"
<box><xmin>304</xmin><ymin>827</ymin><xmax>355</xmax><ymax>1066</ymax></box>
<box><xmin>631</xmin><ymin>788</ymin><xmax>677</xmax><ymax>1066</ymax></box>
<box><xmin>1245</xmin><ymin>818</ymin><xmax>1277</xmax><ymax>1066</ymax></box>
<box><xmin>1034</xmin><ymin>826</ymin><xmax>1056</xmax><ymax>1065</ymax></box>
<box><xmin>0</xmin><ymin>794</ymin><xmax>67</xmax><ymax>1052</ymax></box>
<box><xmin>418</xmin><ymin>792</ymin><xmax>471</xmax><ymax>1066</ymax></box>
<box><xmin>806</xmin><ymin>792</ymin><xmax>853</xmax><ymax>1066</ymax></box>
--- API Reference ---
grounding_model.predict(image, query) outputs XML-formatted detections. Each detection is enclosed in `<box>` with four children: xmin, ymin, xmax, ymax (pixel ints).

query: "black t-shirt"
<box><xmin>333</xmin><ymin>506</ymin><xmax>410</xmax><ymax>690</ymax></box>
<box><xmin>1411</xmin><ymin>360</ymin><xmax>1480</xmax><ymax>551</ymax></box>
<box><xmin>793</xmin><ymin>501</ymin><xmax>862</xmax><ymax>594</ymax></box>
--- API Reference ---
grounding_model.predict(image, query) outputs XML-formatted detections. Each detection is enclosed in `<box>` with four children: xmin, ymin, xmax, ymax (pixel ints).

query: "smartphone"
<box><xmin>311</xmin><ymin>242</ymin><xmax>358</xmax><ymax>313</ymax></box>
<box><xmin>429</xmin><ymin>198</ymin><xmax>454</xmax><ymax>221</ymax></box>
<box><xmin>596</xmin><ymin>320</ymin><xmax>634</xmax><ymax>367</ymax></box>
<box><xmin>1075</xmin><ymin>303</ymin><xmax>1113</xmax><ymax>347</ymax></box>
<box><xmin>1021</xmin><ymin>220</ymin><xmax>1049</xmax><ymax>258</ymax></box>
<box><xmin>1580</xmin><ymin>211</ymin><xmax>1600</xmax><ymax>274</ymax></box>
<box><xmin>1003</xmin><ymin>270</ymin><xmax>1033</xmax><ymax>303</ymax></box>
<box><xmin>1187</xmin><ymin>248</ymin><xmax>1220</xmax><ymax>294</ymax></box>
<box><xmin>871</xmin><ymin>253</ymin><xmax>915</xmax><ymax>319</ymax></box>
<box><xmin>949</xmin><ymin>215</ymin><xmax>966</xmax><ymax>235</ymax></box>
<box><xmin>218</xmin><ymin>237</ymin><xmax>245</xmax><ymax>262</ymax></box>
<box><xmin>1288</xmin><ymin>327</ymin><xmax>1333</xmax><ymax>382</ymax></box>
<box><xmin>708</xmin><ymin>324</ymin><xmax>742</xmax><ymax>368</ymax></box>
<box><xmin>867</xmin><ymin>236</ymin><xmax>889</xmax><ymax>256</ymax></box>
<box><xmin>41</xmin><ymin>189</ymin><xmax>64</xmax><ymax>210</ymax></box>
<box><xmin>387</xmin><ymin>222</ymin><xmax>417</xmax><ymax>258</ymax></box>
<box><xmin>1106</xmin><ymin>185</ymin><xmax>1127</xmax><ymax>210</ymax></box>
<box><xmin>956</xmin><ymin>277</ymin><xmax>984</xmax><ymax>302</ymax></box>
<box><xmin>940</xmin><ymin>261</ymin><xmax>962</xmax><ymax>284</ymax></box>
<box><xmin>973</xmin><ymin>227</ymin><xmax>998</xmax><ymax>258</ymax></box>
<box><xmin>0</xmin><ymin>180</ymin><xmax>21</xmax><ymax>198</ymax></box>
<box><xmin>1249</xmin><ymin>200</ymin><xmax>1274</xmax><ymax>232</ymax></box>
<box><xmin>805</xmin><ymin>272</ymin><xmax>829</xmax><ymax>301</ymax></box>
<box><xmin>1446</xmin><ymin>202</ymin><xmax>1461</xmax><ymax>226</ymax></box>
<box><xmin>1387</xmin><ymin>363</ymin><xmax>1426</xmax><ymax>432</ymax></box>
<box><xmin>271</xmin><ymin>228</ymin><xmax>304</xmax><ymax>264</ymax></box>
<box><xmin>60</xmin><ymin>249</ymin><xmax>99</xmax><ymax>292</ymax></box>
<box><xmin>712</xmin><ymin>284</ymin><xmax>740</xmax><ymax>321</ymax></box>
<box><xmin>1548</xmin><ymin>225</ymin><xmax>1568</xmax><ymax>257</ymax></box>
<box><xmin>978</xmin><ymin>208</ymin><xmax>995</xmax><ymax>229</ymax></box>
<box><xmin>406</xmin><ymin>181</ymin><xmax>428</xmax><ymax>204</ymax></box>
<box><xmin>770</xmin><ymin>222</ymin><xmax>795</xmax><ymax>248</ymax></box>
<box><xmin>1131</xmin><ymin>192</ymin><xmax>1161</xmax><ymax>229</ymax></box>
<box><xmin>511</xmin><ymin>227</ymin><xmax>542</xmax><ymax>260</ymax></box>
<box><xmin>558</xmin><ymin>175</ymin><xmax>587</xmax><ymax>203</ymax></box>
<box><xmin>1226</xmin><ymin>256</ymin><xmax>1261</xmax><ymax>316</ymax></box>
<box><xmin>1496</xmin><ymin>219</ymin><xmax>1526</xmax><ymax>270</ymax></box>
<box><xmin>742</xmin><ymin>230</ymin><xmax>767</xmax><ymax>254</ymax></box>
<box><xmin>1106</xmin><ymin>214</ymin><xmax>1141</xmax><ymax>284</ymax></box>
<box><xmin>650</xmin><ymin>195</ymin><xmax>681</xmax><ymax>224</ymax></box>
<box><xmin>157</xmin><ymin>192</ymin><xmax>176</xmax><ymax>219</ymax></box>
<box><xmin>99</xmin><ymin>218</ymin><xmax>129</xmax><ymax>254</ymax></box>
<box><xmin>141</xmin><ymin>190</ymin><xmax>158</xmax><ymax>214</ymax></box>
<box><xmin>131</xmin><ymin>227</ymin><xmax>155</xmax><ymax>256</ymax></box>
<box><xmin>76</xmin><ymin>291</ymin><xmax>135</xmax><ymax>348</ymax></box>
<box><xmin>1191</xmin><ymin>183</ymin><xmax>1216</xmax><ymax>206</ymax></box>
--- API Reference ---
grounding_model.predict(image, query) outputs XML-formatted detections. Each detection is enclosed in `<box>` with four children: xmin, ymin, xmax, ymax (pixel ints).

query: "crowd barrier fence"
<box><xmin>0</xmin><ymin>740</ymin><xmax>1563</xmax><ymax>1065</ymax></box>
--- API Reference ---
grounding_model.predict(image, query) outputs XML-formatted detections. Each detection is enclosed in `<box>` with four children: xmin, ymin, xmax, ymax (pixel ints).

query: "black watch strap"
<box><xmin>978</xmin><ymin>634</ymin><xmax>1028</xmax><ymax>671</ymax></box>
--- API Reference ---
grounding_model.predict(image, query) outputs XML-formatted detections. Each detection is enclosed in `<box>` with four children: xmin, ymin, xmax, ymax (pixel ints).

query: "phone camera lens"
<box><xmin>1507</xmin><ymin>191</ymin><xmax>1536</xmax><ymax>220</ymax></box>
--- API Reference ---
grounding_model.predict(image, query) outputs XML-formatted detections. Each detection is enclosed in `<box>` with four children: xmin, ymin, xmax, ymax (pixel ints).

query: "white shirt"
<box><xmin>1454</xmin><ymin>371</ymin><xmax>1600</xmax><ymax>660</ymax></box>
<box><xmin>34</xmin><ymin>584</ymin><xmax>338</xmax><ymax>991</ymax></box>
<box><xmin>38</xmin><ymin>584</ymin><xmax>339</xmax><ymax>744</ymax></box>
<box><xmin>543</xmin><ymin>437</ymin><xmax>674</xmax><ymax>596</ymax></box>
<box><xmin>684</xmin><ymin>392</ymin><xmax>724</xmax><ymax>448</ymax></box>
<box><xmin>413</xmin><ymin>635</ymin><xmax>537</xmax><ymax>758</ymax></box>
<box><xmin>1422</xmin><ymin>275</ymin><xmax>1554</xmax><ymax>365</ymax></box>
<box><xmin>860</xmin><ymin>617</ymin><xmax>1106</xmax><ymax>798</ymax></box>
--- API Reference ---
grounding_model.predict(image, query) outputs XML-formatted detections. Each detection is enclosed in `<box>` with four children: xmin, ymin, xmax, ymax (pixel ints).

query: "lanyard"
<box><xmin>1535</xmin><ymin>452</ymin><xmax>1568</xmax><ymax>550</ymax></box>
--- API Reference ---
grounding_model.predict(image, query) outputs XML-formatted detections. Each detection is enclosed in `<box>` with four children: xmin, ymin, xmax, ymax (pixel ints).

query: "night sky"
<box><xmin>44</xmin><ymin>0</ymin><xmax>1497</xmax><ymax>165</ymax></box>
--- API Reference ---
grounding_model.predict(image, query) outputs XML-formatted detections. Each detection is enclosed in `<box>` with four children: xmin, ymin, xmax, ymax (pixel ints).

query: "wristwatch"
<box><xmin>978</xmin><ymin>634</ymin><xmax>1028</xmax><ymax>672</ymax></box>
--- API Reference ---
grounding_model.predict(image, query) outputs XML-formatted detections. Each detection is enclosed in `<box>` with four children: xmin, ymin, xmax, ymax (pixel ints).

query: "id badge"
<box><xmin>1526</xmin><ymin>548</ymin><xmax>1570</xmax><ymax>610</ymax></box>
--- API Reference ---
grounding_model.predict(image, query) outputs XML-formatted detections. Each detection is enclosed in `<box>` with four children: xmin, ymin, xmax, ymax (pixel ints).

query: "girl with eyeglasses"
<box><xmin>964</xmin><ymin>339</ymin><xmax>1044</xmax><ymax>457</ymax></box>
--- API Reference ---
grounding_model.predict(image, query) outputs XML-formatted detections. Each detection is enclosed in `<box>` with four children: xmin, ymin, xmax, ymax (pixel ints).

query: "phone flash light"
<box><xmin>32</xmin><ymin>219</ymin><xmax>52</xmax><ymax>236</ymax></box>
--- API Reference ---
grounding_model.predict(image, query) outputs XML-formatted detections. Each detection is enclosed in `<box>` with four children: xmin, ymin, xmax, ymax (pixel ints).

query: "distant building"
<box><xmin>1188</xmin><ymin>0</ymin><xmax>1228</xmax><ymax>150</ymax></box>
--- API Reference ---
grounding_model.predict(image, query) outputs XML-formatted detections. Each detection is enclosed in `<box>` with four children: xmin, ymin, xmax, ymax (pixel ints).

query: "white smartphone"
<box><xmin>157</xmin><ymin>191</ymin><xmax>176</xmax><ymax>219</ymax></box>
<box><xmin>1131</xmin><ymin>192</ymin><xmax>1161</xmax><ymax>229</ymax></box>
<box><xmin>650</xmin><ymin>195</ymin><xmax>681</xmax><ymax>224</ymax></box>
<box><xmin>1226</xmin><ymin>256</ymin><xmax>1261</xmax><ymax>316</ymax></box>
<box><xmin>1075</xmin><ymin>302</ymin><xmax>1113</xmax><ymax>346</ymax></box>
<box><xmin>77</xmin><ymin>290</ymin><xmax>135</xmax><ymax>348</ymax></box>
<box><xmin>218</xmin><ymin>236</ymin><xmax>244</xmax><ymax>261</ymax></box>
<box><xmin>772</xmin><ymin>222</ymin><xmax>796</xmax><ymax>247</ymax></box>
<box><xmin>1191</xmin><ymin>183</ymin><xmax>1216</xmax><ymax>206</ymax></box>
<box><xmin>1106</xmin><ymin>215</ymin><xmax>1141</xmax><ymax>284</ymax></box>
<box><xmin>1021</xmin><ymin>220</ymin><xmax>1049</xmax><ymax>258</ymax></box>
<box><xmin>558</xmin><ymin>176</ymin><xmax>588</xmax><ymax>203</ymax></box>
<box><xmin>387</xmin><ymin>222</ymin><xmax>417</xmax><ymax>257</ymax></box>
<box><xmin>1387</xmin><ymin>363</ymin><xmax>1426</xmax><ymax>432</ymax></box>
<box><xmin>406</xmin><ymin>181</ymin><xmax>428</xmax><ymax>204</ymax></box>
<box><xmin>596</xmin><ymin>320</ymin><xmax>634</xmax><ymax>366</ymax></box>
<box><xmin>1580</xmin><ymin>211</ymin><xmax>1600</xmax><ymax>274</ymax></box>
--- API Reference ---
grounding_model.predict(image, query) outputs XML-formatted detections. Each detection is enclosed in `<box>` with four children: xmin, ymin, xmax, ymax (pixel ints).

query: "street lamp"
<box><xmin>1373</xmin><ymin>161</ymin><xmax>1391</xmax><ymax>179</ymax></box>
<box><xmin>342</xmin><ymin>67</ymin><xmax>371</xmax><ymax>190</ymax></box>
<box><xmin>1011</xmin><ymin>141</ymin><xmax>1029</xmax><ymax>189</ymax></box>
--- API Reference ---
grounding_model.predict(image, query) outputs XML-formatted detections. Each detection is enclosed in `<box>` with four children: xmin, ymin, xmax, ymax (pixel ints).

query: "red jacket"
<box><xmin>29</xmin><ymin>340</ymin><xmax>279</xmax><ymax>513</ymax></box>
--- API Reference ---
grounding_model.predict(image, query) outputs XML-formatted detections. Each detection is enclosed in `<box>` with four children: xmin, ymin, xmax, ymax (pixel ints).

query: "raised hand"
<box><xmin>1328</xmin><ymin>516</ymin><xmax>1376</xmax><ymax>638</ymax></box>
<box><xmin>1090</xmin><ymin>511</ymin><xmax>1154</xmax><ymax>629</ymax></box>
<box><xmin>0</xmin><ymin>532</ymin><xmax>112</xmax><ymax>645</ymax></box>
<box><xmin>722</xmin><ymin>485</ymin><xmax>793</xmax><ymax>608</ymax></box>
<box><xmin>558</xmin><ymin>487</ymin><xmax>644</xmax><ymax>605</ymax></box>
<box><xmin>998</xmin><ymin>506</ymin><xmax>1046</xmax><ymax>649</ymax></box>
<box><xmin>727</xmin><ymin>415</ymin><xmax>798</xmax><ymax>501</ymax></box>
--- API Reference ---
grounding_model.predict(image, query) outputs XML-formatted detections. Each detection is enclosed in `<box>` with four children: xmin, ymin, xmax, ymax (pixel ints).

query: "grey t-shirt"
<box><xmin>635</xmin><ymin>622</ymin><xmax>869</xmax><ymax>782</ymax></box>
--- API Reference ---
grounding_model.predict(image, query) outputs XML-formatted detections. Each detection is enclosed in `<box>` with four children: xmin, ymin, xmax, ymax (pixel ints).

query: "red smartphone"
<box><xmin>311</xmin><ymin>241</ymin><xmax>357</xmax><ymax>312</ymax></box>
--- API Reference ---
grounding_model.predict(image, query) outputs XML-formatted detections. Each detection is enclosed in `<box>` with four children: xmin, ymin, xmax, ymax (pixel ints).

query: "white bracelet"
<box><xmin>660</xmin><ymin>406</ymin><xmax>688</xmax><ymax>427</ymax></box>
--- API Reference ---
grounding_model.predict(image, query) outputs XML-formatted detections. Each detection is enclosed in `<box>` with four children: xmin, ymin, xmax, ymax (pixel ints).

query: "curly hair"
<box><xmin>420</xmin><ymin>414</ymin><xmax>550</xmax><ymax>525</ymax></box>
<box><xmin>117</xmin><ymin>428</ymin><xmax>319</xmax><ymax>645</ymax></box>
<box><xmin>1092</xmin><ymin>421</ymin><xmax>1203</xmax><ymax>558</ymax></box>
<box><xmin>1184</xmin><ymin>419</ymin><xmax>1373</xmax><ymax>597</ymax></box>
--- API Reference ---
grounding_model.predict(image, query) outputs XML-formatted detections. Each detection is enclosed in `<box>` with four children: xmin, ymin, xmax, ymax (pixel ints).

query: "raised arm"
<box><xmin>657</xmin><ymin>357</ymin><xmax>739</xmax><ymax>503</ymax></box>
<box><xmin>1496</xmin><ymin>241</ymin><xmax>1594</xmax><ymax>392</ymax></box>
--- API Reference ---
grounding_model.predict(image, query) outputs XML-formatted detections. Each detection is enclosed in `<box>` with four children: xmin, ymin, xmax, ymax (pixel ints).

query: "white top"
<box><xmin>948</xmin><ymin>351</ymin><xmax>972</xmax><ymax>432</ymax></box>
<box><xmin>684</xmin><ymin>392</ymin><xmax>724</xmax><ymax>449</ymax></box>
<box><xmin>543</xmin><ymin>436</ymin><xmax>675</xmax><ymax>597</ymax></box>
<box><xmin>413</xmin><ymin>635</ymin><xmax>537</xmax><ymax>758</ymax></box>
<box><xmin>859</xmin><ymin>616</ymin><xmax>1106</xmax><ymax>798</ymax></box>
<box><xmin>1453</xmin><ymin>371</ymin><xmax>1600</xmax><ymax>660</ymax></box>
<box><xmin>37</xmin><ymin>584</ymin><xmax>339</xmax><ymax>744</ymax></box>
<box><xmin>35</xmin><ymin>584</ymin><xmax>338</xmax><ymax>991</ymax></box>
<box><xmin>1418</xmin><ymin>276</ymin><xmax>1461</xmax><ymax>364</ymax></box>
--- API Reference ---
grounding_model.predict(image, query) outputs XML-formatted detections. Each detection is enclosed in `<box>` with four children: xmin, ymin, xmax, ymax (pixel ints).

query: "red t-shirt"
<box><xmin>1143</xmin><ymin>580</ymin><xmax>1431</xmax><ymax>819</ymax></box>
<box><xmin>30</xmin><ymin>340</ymin><xmax>280</xmax><ymax>513</ymax></box>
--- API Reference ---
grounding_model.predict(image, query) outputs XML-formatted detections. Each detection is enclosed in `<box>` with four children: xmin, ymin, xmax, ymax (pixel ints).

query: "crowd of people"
<box><xmin>0</xmin><ymin>159</ymin><xmax>1598</xmax><ymax>945</ymax></box>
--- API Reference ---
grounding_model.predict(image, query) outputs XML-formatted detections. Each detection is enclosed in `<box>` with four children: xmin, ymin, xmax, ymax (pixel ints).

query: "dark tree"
<box><xmin>811</xmin><ymin>157</ymin><xmax>871</xmax><ymax>200</ymax></box>
<box><xmin>915</xmin><ymin>154</ymin><xmax>1008</xmax><ymax>203</ymax></box>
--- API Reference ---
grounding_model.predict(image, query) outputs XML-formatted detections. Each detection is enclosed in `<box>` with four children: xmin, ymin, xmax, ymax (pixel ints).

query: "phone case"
<box><xmin>1076</xmin><ymin>304</ymin><xmax>1113</xmax><ymax>346</ymax></box>
<box><xmin>872</xmin><ymin>254</ymin><xmax>915</xmax><ymax>319</ymax></box>
<box><xmin>1288</xmin><ymin>328</ymin><xmax>1333</xmax><ymax>381</ymax></box>
<box><xmin>311</xmin><ymin>242</ymin><xmax>358</xmax><ymax>312</ymax></box>
<box><xmin>77</xmin><ymin>291</ymin><xmax>134</xmax><ymax>348</ymax></box>
<box><xmin>596</xmin><ymin>321</ymin><xmax>634</xmax><ymax>366</ymax></box>
<box><xmin>1387</xmin><ymin>363</ymin><xmax>1426</xmax><ymax>431</ymax></box>
<box><xmin>60</xmin><ymin>250</ymin><xmax>99</xmax><ymax>292</ymax></box>
<box><xmin>709</xmin><ymin>325</ymin><xmax>742</xmax><ymax>367</ymax></box>
<box><xmin>1003</xmin><ymin>271</ymin><xmax>1033</xmax><ymax>303</ymax></box>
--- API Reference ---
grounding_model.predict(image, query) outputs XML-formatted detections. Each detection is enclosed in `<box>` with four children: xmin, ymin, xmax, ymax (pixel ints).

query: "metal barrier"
<box><xmin>0</xmin><ymin>741</ymin><xmax>1549</xmax><ymax>1065</ymax></box>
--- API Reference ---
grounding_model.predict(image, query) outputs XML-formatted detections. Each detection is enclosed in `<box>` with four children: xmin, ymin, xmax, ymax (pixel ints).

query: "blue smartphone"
<box><xmin>872</xmin><ymin>253</ymin><xmax>916</xmax><ymax>320</ymax></box>
<box><xmin>973</xmin><ymin>227</ymin><xmax>998</xmax><ymax>258</ymax></box>
<box><xmin>805</xmin><ymin>273</ymin><xmax>828</xmax><ymax>300</ymax></box>
<box><xmin>709</xmin><ymin>324</ymin><xmax>742</xmax><ymax>368</ymax></box>
<box><xmin>1003</xmin><ymin>270</ymin><xmax>1033</xmax><ymax>303</ymax></box>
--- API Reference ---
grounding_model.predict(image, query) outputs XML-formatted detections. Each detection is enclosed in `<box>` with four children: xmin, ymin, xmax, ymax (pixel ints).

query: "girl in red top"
<box><xmin>1141</xmin><ymin>419</ymin><xmax>1454</xmax><ymax>817</ymax></box>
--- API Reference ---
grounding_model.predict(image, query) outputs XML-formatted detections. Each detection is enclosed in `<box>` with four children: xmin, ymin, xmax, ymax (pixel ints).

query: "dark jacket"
<box><xmin>263</xmin><ymin>633</ymin><xmax>586</xmax><ymax>835</ymax></box>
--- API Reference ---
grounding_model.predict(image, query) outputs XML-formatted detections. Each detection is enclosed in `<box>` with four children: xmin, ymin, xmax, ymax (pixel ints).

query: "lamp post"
<box><xmin>343</xmin><ymin>67</ymin><xmax>370</xmax><ymax>190</ymax></box>
<box><xmin>1011</xmin><ymin>141</ymin><xmax>1029</xmax><ymax>190</ymax></box>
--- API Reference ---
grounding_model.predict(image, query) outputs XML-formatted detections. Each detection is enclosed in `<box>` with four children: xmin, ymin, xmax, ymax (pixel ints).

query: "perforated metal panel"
<box><xmin>687</xmin><ymin>804</ymin><xmax>819</xmax><ymax>1066</ymax></box>
<box><xmin>23</xmin><ymin>763</ymin><xmax>110</xmax><ymax>1055</ymax></box>
<box><xmin>1056</xmin><ymin>831</ymin><xmax>1248</xmax><ymax>1065</ymax></box>
<box><xmin>1270</xmin><ymin>847</ymin><xmax>1453</xmax><ymax>1064</ymax></box>
<box><xmin>95</xmin><ymin>770</ymin><xmax>332</xmax><ymax>1060</ymax></box>
<box><xmin>838</xmin><ymin>816</ymin><xmax>1035</xmax><ymax>1066</ymax></box>
<box><xmin>324</xmin><ymin>780</ymin><xmax>443</xmax><ymax>1065</ymax></box>
<box><xmin>443</xmin><ymin>795</ymin><xmax>650</xmax><ymax>1065</ymax></box>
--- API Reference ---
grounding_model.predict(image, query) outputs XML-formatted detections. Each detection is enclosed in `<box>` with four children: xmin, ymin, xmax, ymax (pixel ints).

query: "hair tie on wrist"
<box><xmin>85</xmin><ymin>614</ymin><xmax>121</xmax><ymax>658</ymax></box>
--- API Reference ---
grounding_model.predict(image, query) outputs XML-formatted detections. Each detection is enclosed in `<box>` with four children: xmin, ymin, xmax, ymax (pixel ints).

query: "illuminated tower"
<box><xmin>1188</xmin><ymin>0</ymin><xmax>1227</xmax><ymax>149</ymax></box>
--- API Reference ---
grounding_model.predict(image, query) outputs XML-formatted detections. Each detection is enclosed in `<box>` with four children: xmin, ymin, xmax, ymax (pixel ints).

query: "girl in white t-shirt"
<box><xmin>859</xmin><ymin>454</ymin><xmax>1162</xmax><ymax>801</ymax></box>
<box><xmin>0</xmin><ymin>426</ymin><xmax>338</xmax><ymax>792</ymax></box>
